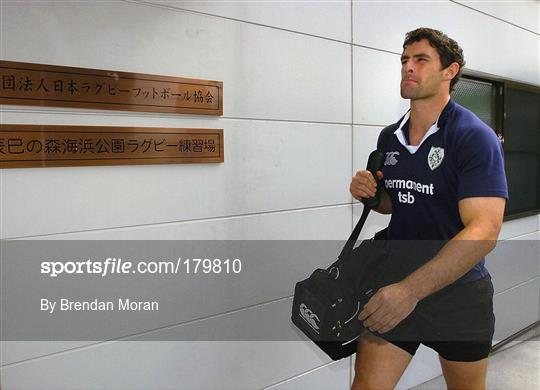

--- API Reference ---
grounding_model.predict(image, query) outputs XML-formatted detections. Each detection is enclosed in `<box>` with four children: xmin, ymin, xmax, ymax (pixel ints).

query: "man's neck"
<box><xmin>408</xmin><ymin>94</ymin><xmax>450</xmax><ymax>143</ymax></box>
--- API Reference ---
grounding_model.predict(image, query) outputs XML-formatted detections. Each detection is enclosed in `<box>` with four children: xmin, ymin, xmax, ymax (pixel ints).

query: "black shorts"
<box><xmin>371</xmin><ymin>274</ymin><xmax>495</xmax><ymax>362</ymax></box>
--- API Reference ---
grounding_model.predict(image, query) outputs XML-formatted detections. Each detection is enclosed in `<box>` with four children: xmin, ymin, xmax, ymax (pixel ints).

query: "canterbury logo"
<box><xmin>299</xmin><ymin>303</ymin><xmax>320</xmax><ymax>333</ymax></box>
<box><xmin>384</xmin><ymin>151</ymin><xmax>399</xmax><ymax>166</ymax></box>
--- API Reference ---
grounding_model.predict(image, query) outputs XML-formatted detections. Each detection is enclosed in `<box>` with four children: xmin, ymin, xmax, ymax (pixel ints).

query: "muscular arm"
<box><xmin>359</xmin><ymin>196</ymin><xmax>505</xmax><ymax>333</ymax></box>
<box><xmin>401</xmin><ymin>196</ymin><xmax>505</xmax><ymax>300</ymax></box>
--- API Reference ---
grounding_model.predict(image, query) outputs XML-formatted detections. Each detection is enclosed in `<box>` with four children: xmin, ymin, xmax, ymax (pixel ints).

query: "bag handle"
<box><xmin>337</xmin><ymin>123</ymin><xmax>398</xmax><ymax>261</ymax></box>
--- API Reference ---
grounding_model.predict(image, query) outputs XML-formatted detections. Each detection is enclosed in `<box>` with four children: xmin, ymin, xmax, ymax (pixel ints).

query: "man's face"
<box><xmin>400</xmin><ymin>39</ymin><xmax>447</xmax><ymax>100</ymax></box>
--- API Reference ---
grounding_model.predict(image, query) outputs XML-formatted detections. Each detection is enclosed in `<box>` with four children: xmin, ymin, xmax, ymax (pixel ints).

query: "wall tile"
<box><xmin>266</xmin><ymin>359</ymin><xmax>350</xmax><ymax>389</ymax></box>
<box><xmin>493</xmin><ymin>277</ymin><xmax>540</xmax><ymax>342</ymax></box>
<box><xmin>1</xmin><ymin>0</ymin><xmax>351</xmax><ymax>123</ymax></box>
<box><xmin>1</xmin><ymin>341</ymin><xmax>332</xmax><ymax>389</ymax></box>
<box><xmin>25</xmin><ymin>205</ymin><xmax>352</xmax><ymax>241</ymax></box>
<box><xmin>488</xmin><ymin>233</ymin><xmax>539</xmax><ymax>293</ymax></box>
<box><xmin>2</xmin><ymin>299</ymin><xmax>338</xmax><ymax>389</ymax></box>
<box><xmin>500</xmin><ymin>215</ymin><xmax>539</xmax><ymax>240</ymax></box>
<box><xmin>1</xmin><ymin>114</ymin><xmax>351</xmax><ymax>238</ymax></box>
<box><xmin>454</xmin><ymin>1</ymin><xmax>539</xmax><ymax>34</ymax></box>
<box><xmin>353</xmin><ymin>0</ymin><xmax>539</xmax><ymax>85</ymax></box>
<box><xmin>353</xmin><ymin>47</ymin><xmax>410</xmax><ymax>126</ymax></box>
<box><xmin>146</xmin><ymin>0</ymin><xmax>352</xmax><ymax>42</ymax></box>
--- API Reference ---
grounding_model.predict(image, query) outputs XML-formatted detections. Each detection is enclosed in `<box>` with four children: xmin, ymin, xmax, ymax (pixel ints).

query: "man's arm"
<box><xmin>358</xmin><ymin>196</ymin><xmax>505</xmax><ymax>333</ymax></box>
<box><xmin>401</xmin><ymin>196</ymin><xmax>505</xmax><ymax>300</ymax></box>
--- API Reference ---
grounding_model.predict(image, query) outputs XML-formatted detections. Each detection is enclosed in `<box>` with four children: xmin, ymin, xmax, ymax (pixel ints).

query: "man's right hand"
<box><xmin>350</xmin><ymin>170</ymin><xmax>384</xmax><ymax>201</ymax></box>
<box><xmin>350</xmin><ymin>170</ymin><xmax>392</xmax><ymax>214</ymax></box>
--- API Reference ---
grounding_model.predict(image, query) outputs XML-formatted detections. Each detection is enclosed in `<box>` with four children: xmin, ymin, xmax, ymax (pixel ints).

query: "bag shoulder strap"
<box><xmin>377</xmin><ymin>122</ymin><xmax>400</xmax><ymax>152</ymax></box>
<box><xmin>338</xmin><ymin>120</ymin><xmax>402</xmax><ymax>261</ymax></box>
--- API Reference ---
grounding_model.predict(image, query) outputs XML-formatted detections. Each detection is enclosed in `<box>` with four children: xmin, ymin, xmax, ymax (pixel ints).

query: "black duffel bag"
<box><xmin>291</xmin><ymin>225</ymin><xmax>388</xmax><ymax>360</ymax></box>
<box><xmin>291</xmin><ymin>127</ymin><xmax>396</xmax><ymax>360</ymax></box>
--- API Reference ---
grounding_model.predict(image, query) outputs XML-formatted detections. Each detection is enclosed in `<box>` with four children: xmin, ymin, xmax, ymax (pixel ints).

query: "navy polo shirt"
<box><xmin>379</xmin><ymin>99</ymin><xmax>508</xmax><ymax>284</ymax></box>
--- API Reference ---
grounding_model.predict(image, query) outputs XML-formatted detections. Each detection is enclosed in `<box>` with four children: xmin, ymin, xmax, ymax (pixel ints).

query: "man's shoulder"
<box><xmin>449</xmin><ymin>102</ymin><xmax>491</xmax><ymax>133</ymax></box>
<box><xmin>445</xmin><ymin>102</ymin><xmax>500</xmax><ymax>145</ymax></box>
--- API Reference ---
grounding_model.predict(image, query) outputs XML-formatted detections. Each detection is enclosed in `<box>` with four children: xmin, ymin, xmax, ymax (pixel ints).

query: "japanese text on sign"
<box><xmin>0</xmin><ymin>125</ymin><xmax>224</xmax><ymax>168</ymax></box>
<box><xmin>0</xmin><ymin>61</ymin><xmax>223</xmax><ymax>115</ymax></box>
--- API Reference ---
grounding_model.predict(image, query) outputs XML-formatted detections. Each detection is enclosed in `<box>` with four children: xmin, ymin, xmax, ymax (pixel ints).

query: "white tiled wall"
<box><xmin>266</xmin><ymin>359</ymin><xmax>351</xmax><ymax>390</ymax></box>
<box><xmin>352</xmin><ymin>0</ymin><xmax>539</xmax><ymax>85</ymax></box>
<box><xmin>146</xmin><ymin>0</ymin><xmax>352</xmax><ymax>42</ymax></box>
<box><xmin>454</xmin><ymin>0</ymin><xmax>539</xmax><ymax>34</ymax></box>
<box><xmin>1</xmin><ymin>1</ymin><xmax>538</xmax><ymax>389</ymax></box>
<box><xmin>1</xmin><ymin>341</ymin><xmax>333</xmax><ymax>390</ymax></box>
<box><xmin>1</xmin><ymin>1</ymin><xmax>352</xmax><ymax>123</ymax></box>
<box><xmin>353</xmin><ymin>47</ymin><xmax>410</xmax><ymax>126</ymax></box>
<box><xmin>0</xmin><ymin>113</ymin><xmax>352</xmax><ymax>238</ymax></box>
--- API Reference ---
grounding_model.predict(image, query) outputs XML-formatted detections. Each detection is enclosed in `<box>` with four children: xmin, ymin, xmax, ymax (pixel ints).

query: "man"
<box><xmin>349</xmin><ymin>28</ymin><xmax>508</xmax><ymax>389</ymax></box>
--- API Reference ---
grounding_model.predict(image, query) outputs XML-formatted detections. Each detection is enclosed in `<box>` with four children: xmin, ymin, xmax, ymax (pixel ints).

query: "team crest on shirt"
<box><xmin>428</xmin><ymin>146</ymin><xmax>444</xmax><ymax>170</ymax></box>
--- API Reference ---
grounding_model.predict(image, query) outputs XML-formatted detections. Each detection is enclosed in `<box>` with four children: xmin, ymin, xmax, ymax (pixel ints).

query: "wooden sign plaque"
<box><xmin>0</xmin><ymin>125</ymin><xmax>223</xmax><ymax>168</ymax></box>
<box><xmin>0</xmin><ymin>60</ymin><xmax>223</xmax><ymax>115</ymax></box>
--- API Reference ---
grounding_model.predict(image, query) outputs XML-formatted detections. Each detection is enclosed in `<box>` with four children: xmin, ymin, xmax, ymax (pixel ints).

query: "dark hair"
<box><xmin>403</xmin><ymin>27</ymin><xmax>465</xmax><ymax>91</ymax></box>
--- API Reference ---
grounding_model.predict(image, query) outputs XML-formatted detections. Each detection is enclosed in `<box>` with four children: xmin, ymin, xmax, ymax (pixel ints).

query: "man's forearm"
<box><xmin>400</xmin><ymin>226</ymin><xmax>497</xmax><ymax>301</ymax></box>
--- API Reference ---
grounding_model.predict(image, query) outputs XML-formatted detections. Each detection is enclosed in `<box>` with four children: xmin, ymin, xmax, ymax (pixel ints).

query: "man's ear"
<box><xmin>444</xmin><ymin>62</ymin><xmax>460</xmax><ymax>81</ymax></box>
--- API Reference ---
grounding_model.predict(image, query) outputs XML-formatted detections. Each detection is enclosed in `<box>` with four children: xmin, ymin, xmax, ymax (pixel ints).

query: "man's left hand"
<box><xmin>358</xmin><ymin>282</ymin><xmax>419</xmax><ymax>334</ymax></box>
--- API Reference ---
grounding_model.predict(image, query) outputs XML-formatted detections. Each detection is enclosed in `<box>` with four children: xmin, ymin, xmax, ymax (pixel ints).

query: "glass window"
<box><xmin>451</xmin><ymin>76</ymin><xmax>540</xmax><ymax>219</ymax></box>
<box><xmin>452</xmin><ymin>78</ymin><xmax>497</xmax><ymax>129</ymax></box>
<box><xmin>503</xmin><ymin>85</ymin><xmax>540</xmax><ymax>216</ymax></box>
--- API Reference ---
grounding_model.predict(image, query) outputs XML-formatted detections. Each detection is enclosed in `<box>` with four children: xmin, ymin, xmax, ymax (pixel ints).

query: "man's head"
<box><xmin>400</xmin><ymin>28</ymin><xmax>465</xmax><ymax>100</ymax></box>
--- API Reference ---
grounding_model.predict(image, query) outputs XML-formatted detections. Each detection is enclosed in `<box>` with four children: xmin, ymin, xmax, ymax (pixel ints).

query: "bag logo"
<box><xmin>299</xmin><ymin>303</ymin><xmax>320</xmax><ymax>333</ymax></box>
<box><xmin>428</xmin><ymin>146</ymin><xmax>444</xmax><ymax>170</ymax></box>
<box><xmin>384</xmin><ymin>151</ymin><xmax>399</xmax><ymax>166</ymax></box>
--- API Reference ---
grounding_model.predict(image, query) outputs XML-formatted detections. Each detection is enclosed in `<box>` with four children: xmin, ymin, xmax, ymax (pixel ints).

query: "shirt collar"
<box><xmin>394</xmin><ymin>99</ymin><xmax>455</xmax><ymax>154</ymax></box>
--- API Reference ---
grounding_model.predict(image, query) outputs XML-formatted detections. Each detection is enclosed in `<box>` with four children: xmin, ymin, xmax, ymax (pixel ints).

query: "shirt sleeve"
<box><xmin>456</xmin><ymin>125</ymin><xmax>509</xmax><ymax>200</ymax></box>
